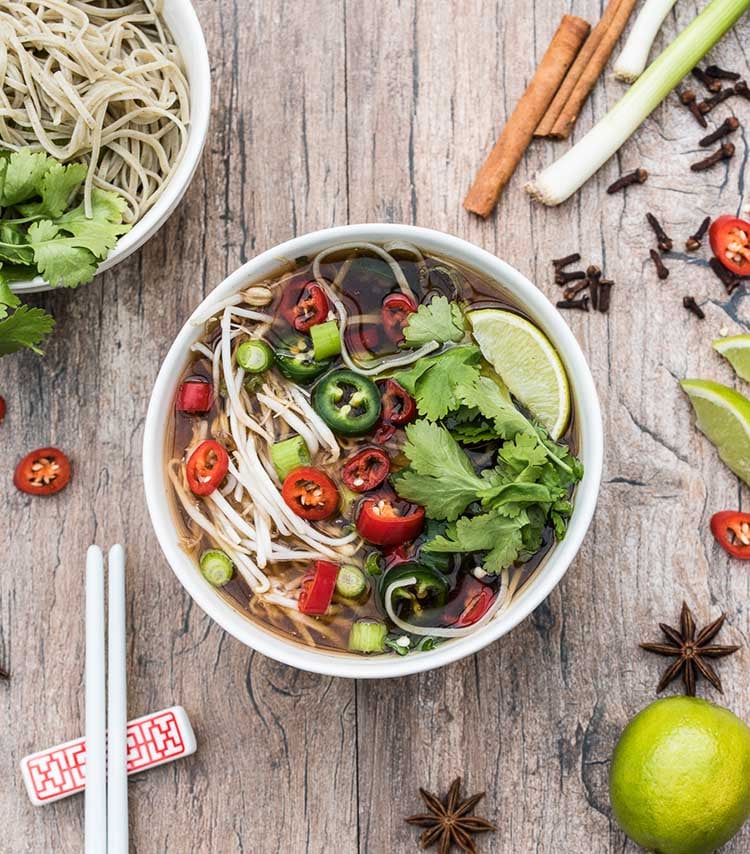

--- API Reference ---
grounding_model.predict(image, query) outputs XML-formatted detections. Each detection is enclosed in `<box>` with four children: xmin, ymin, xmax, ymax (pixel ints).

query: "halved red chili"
<box><xmin>379</xmin><ymin>379</ymin><xmax>417</xmax><ymax>426</ymax></box>
<box><xmin>186</xmin><ymin>440</ymin><xmax>229</xmax><ymax>496</ymax></box>
<box><xmin>282</xmin><ymin>466</ymin><xmax>339</xmax><ymax>520</ymax></box>
<box><xmin>711</xmin><ymin>511</ymin><xmax>750</xmax><ymax>560</ymax></box>
<box><xmin>452</xmin><ymin>584</ymin><xmax>495</xmax><ymax>627</ymax></box>
<box><xmin>14</xmin><ymin>447</ymin><xmax>71</xmax><ymax>496</ymax></box>
<box><xmin>298</xmin><ymin>560</ymin><xmax>339</xmax><ymax>614</ymax></box>
<box><xmin>280</xmin><ymin>280</ymin><xmax>330</xmax><ymax>332</ymax></box>
<box><xmin>342</xmin><ymin>448</ymin><xmax>390</xmax><ymax>493</ymax></box>
<box><xmin>176</xmin><ymin>378</ymin><xmax>213</xmax><ymax>413</ymax></box>
<box><xmin>382</xmin><ymin>293</ymin><xmax>417</xmax><ymax>342</ymax></box>
<box><xmin>710</xmin><ymin>215</ymin><xmax>750</xmax><ymax>278</ymax></box>
<box><xmin>356</xmin><ymin>496</ymin><xmax>425</xmax><ymax>545</ymax></box>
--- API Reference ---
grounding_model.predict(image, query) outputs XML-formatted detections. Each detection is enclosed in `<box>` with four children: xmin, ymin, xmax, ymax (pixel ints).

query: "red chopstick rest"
<box><xmin>20</xmin><ymin>705</ymin><xmax>196</xmax><ymax>806</ymax></box>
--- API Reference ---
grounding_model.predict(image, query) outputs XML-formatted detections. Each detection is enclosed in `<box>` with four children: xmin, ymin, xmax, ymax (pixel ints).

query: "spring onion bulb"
<box><xmin>526</xmin><ymin>0</ymin><xmax>750</xmax><ymax>206</ymax></box>
<box><xmin>613</xmin><ymin>0</ymin><xmax>679</xmax><ymax>82</ymax></box>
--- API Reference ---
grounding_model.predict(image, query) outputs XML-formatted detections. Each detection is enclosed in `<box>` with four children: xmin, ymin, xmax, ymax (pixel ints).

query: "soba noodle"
<box><xmin>0</xmin><ymin>0</ymin><xmax>190</xmax><ymax>221</ymax></box>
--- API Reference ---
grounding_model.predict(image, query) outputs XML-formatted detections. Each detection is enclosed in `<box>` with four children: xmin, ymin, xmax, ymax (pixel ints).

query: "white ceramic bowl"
<box><xmin>143</xmin><ymin>224</ymin><xmax>603</xmax><ymax>679</ymax></box>
<box><xmin>11</xmin><ymin>0</ymin><xmax>210</xmax><ymax>295</ymax></box>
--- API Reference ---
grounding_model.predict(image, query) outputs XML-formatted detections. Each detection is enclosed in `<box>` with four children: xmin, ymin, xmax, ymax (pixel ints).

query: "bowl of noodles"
<box><xmin>2</xmin><ymin>0</ymin><xmax>210</xmax><ymax>294</ymax></box>
<box><xmin>143</xmin><ymin>224</ymin><xmax>603</xmax><ymax>678</ymax></box>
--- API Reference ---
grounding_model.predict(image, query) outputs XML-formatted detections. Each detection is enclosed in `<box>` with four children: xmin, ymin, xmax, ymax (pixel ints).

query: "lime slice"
<box><xmin>681</xmin><ymin>379</ymin><xmax>750</xmax><ymax>485</ymax></box>
<box><xmin>468</xmin><ymin>309</ymin><xmax>570</xmax><ymax>439</ymax></box>
<box><xmin>713</xmin><ymin>334</ymin><xmax>750</xmax><ymax>382</ymax></box>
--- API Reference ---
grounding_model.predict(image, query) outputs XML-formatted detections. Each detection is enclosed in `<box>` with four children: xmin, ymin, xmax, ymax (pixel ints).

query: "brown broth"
<box><xmin>167</xmin><ymin>248</ymin><xmax>579</xmax><ymax>655</ymax></box>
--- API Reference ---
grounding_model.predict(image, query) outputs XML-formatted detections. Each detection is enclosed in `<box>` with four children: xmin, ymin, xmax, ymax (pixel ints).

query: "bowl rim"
<box><xmin>143</xmin><ymin>223</ymin><xmax>603</xmax><ymax>679</ymax></box>
<box><xmin>9</xmin><ymin>0</ymin><xmax>211</xmax><ymax>295</ymax></box>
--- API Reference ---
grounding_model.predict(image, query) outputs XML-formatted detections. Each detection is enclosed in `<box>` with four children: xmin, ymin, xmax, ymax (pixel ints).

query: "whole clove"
<box><xmin>692</xmin><ymin>67</ymin><xmax>723</xmax><ymax>93</ymax></box>
<box><xmin>586</xmin><ymin>265</ymin><xmax>602</xmax><ymax>310</ymax></box>
<box><xmin>699</xmin><ymin>116</ymin><xmax>740</xmax><ymax>147</ymax></box>
<box><xmin>705</xmin><ymin>65</ymin><xmax>740</xmax><ymax>82</ymax></box>
<box><xmin>686</xmin><ymin>216</ymin><xmax>711</xmax><ymax>251</ymax></box>
<box><xmin>735</xmin><ymin>80</ymin><xmax>750</xmax><ymax>101</ymax></box>
<box><xmin>646</xmin><ymin>213</ymin><xmax>673</xmax><ymax>252</ymax></box>
<box><xmin>552</xmin><ymin>252</ymin><xmax>581</xmax><ymax>270</ymax></box>
<box><xmin>690</xmin><ymin>142</ymin><xmax>735</xmax><ymax>172</ymax></box>
<box><xmin>597</xmin><ymin>279</ymin><xmax>613</xmax><ymax>313</ymax></box>
<box><xmin>709</xmin><ymin>257</ymin><xmax>740</xmax><ymax>294</ymax></box>
<box><xmin>679</xmin><ymin>89</ymin><xmax>708</xmax><ymax>128</ymax></box>
<box><xmin>606</xmin><ymin>168</ymin><xmax>648</xmax><ymax>194</ymax></box>
<box><xmin>682</xmin><ymin>296</ymin><xmax>705</xmax><ymax>319</ymax></box>
<box><xmin>563</xmin><ymin>280</ymin><xmax>589</xmax><ymax>300</ymax></box>
<box><xmin>650</xmin><ymin>249</ymin><xmax>669</xmax><ymax>280</ymax></box>
<box><xmin>555</xmin><ymin>268</ymin><xmax>586</xmax><ymax>286</ymax></box>
<box><xmin>557</xmin><ymin>295</ymin><xmax>589</xmax><ymax>311</ymax></box>
<box><xmin>698</xmin><ymin>88</ymin><xmax>735</xmax><ymax>114</ymax></box>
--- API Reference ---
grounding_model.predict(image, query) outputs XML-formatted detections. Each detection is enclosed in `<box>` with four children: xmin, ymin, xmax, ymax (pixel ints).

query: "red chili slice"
<box><xmin>176</xmin><ymin>378</ymin><xmax>213</xmax><ymax>413</ymax></box>
<box><xmin>356</xmin><ymin>497</ymin><xmax>425</xmax><ymax>545</ymax></box>
<box><xmin>710</xmin><ymin>215</ymin><xmax>750</xmax><ymax>278</ymax></box>
<box><xmin>342</xmin><ymin>448</ymin><xmax>390</xmax><ymax>493</ymax></box>
<box><xmin>280</xmin><ymin>280</ymin><xmax>330</xmax><ymax>332</ymax></box>
<box><xmin>452</xmin><ymin>585</ymin><xmax>495</xmax><ymax>628</ymax></box>
<box><xmin>711</xmin><ymin>511</ymin><xmax>750</xmax><ymax>560</ymax></box>
<box><xmin>282</xmin><ymin>466</ymin><xmax>339</xmax><ymax>520</ymax></box>
<box><xmin>298</xmin><ymin>560</ymin><xmax>339</xmax><ymax>614</ymax></box>
<box><xmin>186</xmin><ymin>440</ymin><xmax>229</xmax><ymax>496</ymax></box>
<box><xmin>344</xmin><ymin>322</ymin><xmax>381</xmax><ymax>354</ymax></box>
<box><xmin>14</xmin><ymin>447</ymin><xmax>71</xmax><ymax>496</ymax></box>
<box><xmin>382</xmin><ymin>293</ymin><xmax>417</xmax><ymax>343</ymax></box>
<box><xmin>379</xmin><ymin>379</ymin><xmax>417</xmax><ymax>426</ymax></box>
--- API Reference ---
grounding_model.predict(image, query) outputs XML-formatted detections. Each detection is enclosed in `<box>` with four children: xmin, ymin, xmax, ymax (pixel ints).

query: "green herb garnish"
<box><xmin>402</xmin><ymin>295</ymin><xmax>466</xmax><ymax>346</ymax></box>
<box><xmin>0</xmin><ymin>148</ymin><xmax>131</xmax><ymax>356</ymax></box>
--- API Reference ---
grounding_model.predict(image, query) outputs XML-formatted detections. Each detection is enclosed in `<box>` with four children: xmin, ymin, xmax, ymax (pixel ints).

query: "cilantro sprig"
<box><xmin>0</xmin><ymin>148</ymin><xmax>131</xmax><ymax>356</ymax></box>
<box><xmin>391</xmin><ymin>339</ymin><xmax>583</xmax><ymax>574</ymax></box>
<box><xmin>402</xmin><ymin>295</ymin><xmax>466</xmax><ymax>347</ymax></box>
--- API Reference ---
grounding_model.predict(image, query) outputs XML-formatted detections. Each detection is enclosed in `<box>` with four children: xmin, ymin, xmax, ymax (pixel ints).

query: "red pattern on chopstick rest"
<box><xmin>20</xmin><ymin>705</ymin><xmax>196</xmax><ymax>806</ymax></box>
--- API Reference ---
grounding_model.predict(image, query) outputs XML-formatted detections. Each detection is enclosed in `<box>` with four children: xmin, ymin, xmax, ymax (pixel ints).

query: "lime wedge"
<box><xmin>468</xmin><ymin>308</ymin><xmax>570</xmax><ymax>439</ymax></box>
<box><xmin>713</xmin><ymin>334</ymin><xmax>750</xmax><ymax>382</ymax></box>
<box><xmin>681</xmin><ymin>378</ymin><xmax>750</xmax><ymax>485</ymax></box>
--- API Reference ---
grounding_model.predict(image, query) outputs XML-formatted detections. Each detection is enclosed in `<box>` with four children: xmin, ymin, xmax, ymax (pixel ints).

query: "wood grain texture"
<box><xmin>1</xmin><ymin>0</ymin><xmax>750</xmax><ymax>851</ymax></box>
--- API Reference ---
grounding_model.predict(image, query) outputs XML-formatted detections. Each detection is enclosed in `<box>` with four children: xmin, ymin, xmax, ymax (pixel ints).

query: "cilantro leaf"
<box><xmin>1</xmin><ymin>149</ymin><xmax>52</xmax><ymax>207</ymax></box>
<box><xmin>53</xmin><ymin>189</ymin><xmax>130</xmax><ymax>258</ymax></box>
<box><xmin>425</xmin><ymin>512</ymin><xmax>526</xmax><ymax>574</ymax></box>
<box><xmin>0</xmin><ymin>222</ymin><xmax>34</xmax><ymax>265</ymax></box>
<box><xmin>393</xmin><ymin>345</ymin><xmax>482</xmax><ymax>420</ymax></box>
<box><xmin>0</xmin><ymin>303</ymin><xmax>55</xmax><ymax>355</ymax></box>
<box><xmin>403</xmin><ymin>296</ymin><xmax>466</xmax><ymax>346</ymax></box>
<box><xmin>18</xmin><ymin>161</ymin><xmax>87</xmax><ymax>219</ymax></box>
<box><xmin>456</xmin><ymin>374</ymin><xmax>535</xmax><ymax>440</ymax></box>
<box><xmin>393</xmin><ymin>420</ymin><xmax>484</xmax><ymax>520</ymax></box>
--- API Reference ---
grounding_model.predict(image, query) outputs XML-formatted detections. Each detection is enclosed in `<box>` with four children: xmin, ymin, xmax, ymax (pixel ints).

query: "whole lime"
<box><xmin>610</xmin><ymin>697</ymin><xmax>750</xmax><ymax>853</ymax></box>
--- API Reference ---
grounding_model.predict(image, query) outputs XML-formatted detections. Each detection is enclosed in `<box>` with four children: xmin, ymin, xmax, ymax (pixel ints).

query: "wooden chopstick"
<box><xmin>107</xmin><ymin>545</ymin><xmax>128</xmax><ymax>854</ymax></box>
<box><xmin>85</xmin><ymin>545</ymin><xmax>107</xmax><ymax>854</ymax></box>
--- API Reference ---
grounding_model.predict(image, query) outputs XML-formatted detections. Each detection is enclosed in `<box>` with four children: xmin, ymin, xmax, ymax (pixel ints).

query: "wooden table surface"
<box><xmin>3</xmin><ymin>1</ymin><xmax>750</xmax><ymax>851</ymax></box>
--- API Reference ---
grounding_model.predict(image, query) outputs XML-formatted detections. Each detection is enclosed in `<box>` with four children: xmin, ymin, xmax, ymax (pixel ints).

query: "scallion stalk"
<box><xmin>613</xmin><ymin>0</ymin><xmax>679</xmax><ymax>82</ymax></box>
<box><xmin>348</xmin><ymin>619</ymin><xmax>387</xmax><ymax>653</ymax></box>
<box><xmin>526</xmin><ymin>0</ymin><xmax>750</xmax><ymax>206</ymax></box>
<box><xmin>270</xmin><ymin>435</ymin><xmax>311</xmax><ymax>480</ymax></box>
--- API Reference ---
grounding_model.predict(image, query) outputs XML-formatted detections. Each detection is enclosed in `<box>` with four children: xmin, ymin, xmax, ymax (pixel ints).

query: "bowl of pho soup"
<box><xmin>144</xmin><ymin>224</ymin><xmax>603</xmax><ymax>678</ymax></box>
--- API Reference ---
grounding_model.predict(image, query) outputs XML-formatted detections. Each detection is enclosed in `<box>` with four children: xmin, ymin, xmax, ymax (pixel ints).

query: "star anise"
<box><xmin>640</xmin><ymin>602</ymin><xmax>740</xmax><ymax>696</ymax></box>
<box><xmin>405</xmin><ymin>777</ymin><xmax>496</xmax><ymax>854</ymax></box>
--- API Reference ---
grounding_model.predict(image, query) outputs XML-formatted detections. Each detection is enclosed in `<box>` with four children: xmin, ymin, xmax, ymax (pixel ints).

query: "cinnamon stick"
<box><xmin>535</xmin><ymin>0</ymin><xmax>624</xmax><ymax>138</ymax></box>
<box><xmin>543</xmin><ymin>0</ymin><xmax>638</xmax><ymax>140</ymax></box>
<box><xmin>463</xmin><ymin>15</ymin><xmax>590</xmax><ymax>218</ymax></box>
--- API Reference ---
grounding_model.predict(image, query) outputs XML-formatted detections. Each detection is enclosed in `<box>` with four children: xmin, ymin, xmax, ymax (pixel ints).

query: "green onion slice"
<box><xmin>335</xmin><ymin>565</ymin><xmax>367</xmax><ymax>599</ymax></box>
<box><xmin>270</xmin><ymin>435</ymin><xmax>311</xmax><ymax>481</ymax></box>
<box><xmin>348</xmin><ymin>619</ymin><xmax>387</xmax><ymax>653</ymax></box>
<box><xmin>311</xmin><ymin>320</ymin><xmax>342</xmax><ymax>361</ymax></box>
<box><xmin>236</xmin><ymin>340</ymin><xmax>274</xmax><ymax>373</ymax></box>
<box><xmin>199</xmin><ymin>549</ymin><xmax>234</xmax><ymax>586</ymax></box>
